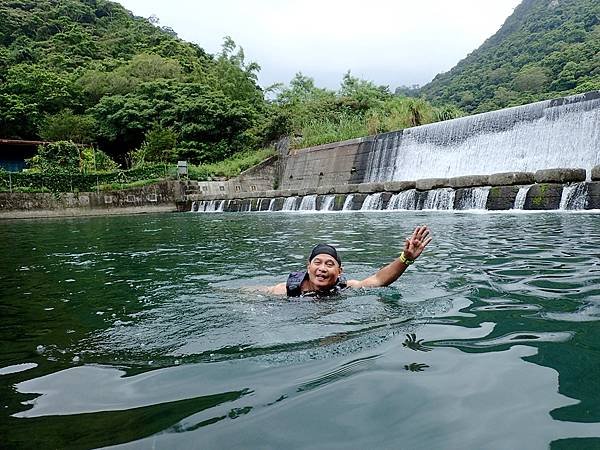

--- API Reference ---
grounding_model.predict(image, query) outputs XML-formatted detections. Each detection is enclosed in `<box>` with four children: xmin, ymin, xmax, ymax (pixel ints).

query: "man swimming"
<box><xmin>266</xmin><ymin>225</ymin><xmax>432</xmax><ymax>297</ymax></box>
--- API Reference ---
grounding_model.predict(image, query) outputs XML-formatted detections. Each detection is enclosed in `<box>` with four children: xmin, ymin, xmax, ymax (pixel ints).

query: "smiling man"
<box><xmin>266</xmin><ymin>225</ymin><xmax>432</xmax><ymax>297</ymax></box>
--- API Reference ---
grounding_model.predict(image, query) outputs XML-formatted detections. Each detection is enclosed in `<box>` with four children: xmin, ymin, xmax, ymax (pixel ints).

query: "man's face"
<box><xmin>306</xmin><ymin>253</ymin><xmax>342</xmax><ymax>291</ymax></box>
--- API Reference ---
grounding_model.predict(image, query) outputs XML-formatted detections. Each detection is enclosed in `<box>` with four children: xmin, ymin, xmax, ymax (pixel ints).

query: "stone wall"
<box><xmin>0</xmin><ymin>181</ymin><xmax>179</xmax><ymax>219</ymax></box>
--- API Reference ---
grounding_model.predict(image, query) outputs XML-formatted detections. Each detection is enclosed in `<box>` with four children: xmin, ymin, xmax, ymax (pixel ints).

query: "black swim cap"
<box><xmin>309</xmin><ymin>243</ymin><xmax>341</xmax><ymax>266</ymax></box>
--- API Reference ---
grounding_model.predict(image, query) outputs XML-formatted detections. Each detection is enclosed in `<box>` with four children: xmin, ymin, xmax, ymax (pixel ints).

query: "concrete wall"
<box><xmin>182</xmin><ymin>156</ymin><xmax>280</xmax><ymax>198</ymax></box>
<box><xmin>279</xmin><ymin>137</ymin><xmax>373</xmax><ymax>190</ymax></box>
<box><xmin>0</xmin><ymin>181</ymin><xmax>179</xmax><ymax>219</ymax></box>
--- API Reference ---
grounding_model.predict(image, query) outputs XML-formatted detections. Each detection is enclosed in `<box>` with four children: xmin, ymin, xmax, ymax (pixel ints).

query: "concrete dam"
<box><xmin>188</xmin><ymin>91</ymin><xmax>600</xmax><ymax>212</ymax></box>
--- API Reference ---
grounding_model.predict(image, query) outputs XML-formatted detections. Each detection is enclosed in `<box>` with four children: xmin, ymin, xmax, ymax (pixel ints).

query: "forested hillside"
<box><xmin>0</xmin><ymin>0</ymin><xmax>464</xmax><ymax>169</ymax></box>
<box><xmin>421</xmin><ymin>0</ymin><xmax>600</xmax><ymax>113</ymax></box>
<box><xmin>0</xmin><ymin>0</ymin><xmax>267</xmax><ymax>163</ymax></box>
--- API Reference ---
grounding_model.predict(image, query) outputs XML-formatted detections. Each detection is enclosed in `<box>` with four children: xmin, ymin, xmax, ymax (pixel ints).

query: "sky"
<box><xmin>116</xmin><ymin>0</ymin><xmax>523</xmax><ymax>91</ymax></box>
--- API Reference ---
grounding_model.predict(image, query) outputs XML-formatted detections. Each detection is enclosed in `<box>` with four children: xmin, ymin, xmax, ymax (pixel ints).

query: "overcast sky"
<box><xmin>116</xmin><ymin>0</ymin><xmax>522</xmax><ymax>91</ymax></box>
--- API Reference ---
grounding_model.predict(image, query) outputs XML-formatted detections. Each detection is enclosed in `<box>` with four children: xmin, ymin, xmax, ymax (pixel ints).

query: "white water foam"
<box><xmin>282</xmin><ymin>197</ymin><xmax>299</xmax><ymax>211</ymax></box>
<box><xmin>559</xmin><ymin>182</ymin><xmax>588</xmax><ymax>210</ymax></box>
<box><xmin>320</xmin><ymin>195</ymin><xmax>335</xmax><ymax>211</ymax></box>
<box><xmin>512</xmin><ymin>185</ymin><xmax>532</xmax><ymax>210</ymax></box>
<box><xmin>342</xmin><ymin>194</ymin><xmax>355</xmax><ymax>211</ymax></box>
<box><xmin>364</xmin><ymin>94</ymin><xmax>600</xmax><ymax>182</ymax></box>
<box><xmin>298</xmin><ymin>195</ymin><xmax>317</xmax><ymax>211</ymax></box>
<box><xmin>456</xmin><ymin>187</ymin><xmax>490</xmax><ymax>210</ymax></box>
<box><xmin>387</xmin><ymin>190</ymin><xmax>418</xmax><ymax>210</ymax></box>
<box><xmin>361</xmin><ymin>193</ymin><xmax>383</xmax><ymax>210</ymax></box>
<box><xmin>423</xmin><ymin>188</ymin><xmax>455</xmax><ymax>210</ymax></box>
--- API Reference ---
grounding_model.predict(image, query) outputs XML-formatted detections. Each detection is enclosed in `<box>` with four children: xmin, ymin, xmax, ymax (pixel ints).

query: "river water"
<box><xmin>1</xmin><ymin>211</ymin><xmax>600</xmax><ymax>449</ymax></box>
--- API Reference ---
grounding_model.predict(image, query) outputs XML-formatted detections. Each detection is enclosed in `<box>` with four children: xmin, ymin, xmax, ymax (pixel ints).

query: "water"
<box><xmin>320</xmin><ymin>195</ymin><xmax>335</xmax><ymax>211</ymax></box>
<box><xmin>513</xmin><ymin>185</ymin><xmax>533</xmax><ymax>210</ymax></box>
<box><xmin>361</xmin><ymin>193</ymin><xmax>383</xmax><ymax>210</ymax></box>
<box><xmin>282</xmin><ymin>196</ymin><xmax>299</xmax><ymax>211</ymax></box>
<box><xmin>364</xmin><ymin>92</ymin><xmax>600</xmax><ymax>182</ymax></box>
<box><xmin>559</xmin><ymin>183</ymin><xmax>589</xmax><ymax>210</ymax></box>
<box><xmin>456</xmin><ymin>187</ymin><xmax>490</xmax><ymax>210</ymax></box>
<box><xmin>1</xmin><ymin>212</ymin><xmax>600</xmax><ymax>449</ymax></box>
<box><xmin>298</xmin><ymin>194</ymin><xmax>317</xmax><ymax>211</ymax></box>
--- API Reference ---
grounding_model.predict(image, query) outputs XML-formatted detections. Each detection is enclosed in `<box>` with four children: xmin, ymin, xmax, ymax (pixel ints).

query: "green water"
<box><xmin>1</xmin><ymin>211</ymin><xmax>600</xmax><ymax>449</ymax></box>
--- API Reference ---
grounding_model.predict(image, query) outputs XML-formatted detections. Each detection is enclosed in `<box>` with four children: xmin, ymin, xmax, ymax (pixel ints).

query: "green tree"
<box><xmin>27</xmin><ymin>141</ymin><xmax>81</xmax><ymax>174</ymax></box>
<box><xmin>39</xmin><ymin>109</ymin><xmax>97</xmax><ymax>143</ymax></box>
<box><xmin>514</xmin><ymin>65</ymin><xmax>549</xmax><ymax>92</ymax></box>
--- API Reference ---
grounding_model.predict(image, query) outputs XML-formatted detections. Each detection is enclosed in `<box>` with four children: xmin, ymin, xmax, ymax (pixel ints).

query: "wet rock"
<box><xmin>448</xmin><ymin>175</ymin><xmax>490</xmax><ymax>188</ymax></box>
<box><xmin>332</xmin><ymin>184</ymin><xmax>360</xmax><ymax>194</ymax></box>
<box><xmin>534</xmin><ymin>168</ymin><xmax>586</xmax><ymax>184</ymax></box>
<box><xmin>488</xmin><ymin>172</ymin><xmax>534</xmax><ymax>186</ymax></box>
<box><xmin>383</xmin><ymin>181</ymin><xmax>415</xmax><ymax>192</ymax></box>
<box><xmin>586</xmin><ymin>182</ymin><xmax>600</xmax><ymax>209</ymax></box>
<box><xmin>591</xmin><ymin>166</ymin><xmax>600</xmax><ymax>181</ymax></box>
<box><xmin>524</xmin><ymin>183</ymin><xmax>563</xmax><ymax>210</ymax></box>
<box><xmin>415</xmin><ymin>178</ymin><xmax>449</xmax><ymax>191</ymax></box>
<box><xmin>486</xmin><ymin>186</ymin><xmax>520</xmax><ymax>210</ymax></box>
<box><xmin>357</xmin><ymin>182</ymin><xmax>384</xmax><ymax>193</ymax></box>
<box><xmin>348</xmin><ymin>193</ymin><xmax>368</xmax><ymax>210</ymax></box>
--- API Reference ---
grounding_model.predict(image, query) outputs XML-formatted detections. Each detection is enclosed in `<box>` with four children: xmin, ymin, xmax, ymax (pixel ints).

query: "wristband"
<box><xmin>399</xmin><ymin>252</ymin><xmax>415</xmax><ymax>265</ymax></box>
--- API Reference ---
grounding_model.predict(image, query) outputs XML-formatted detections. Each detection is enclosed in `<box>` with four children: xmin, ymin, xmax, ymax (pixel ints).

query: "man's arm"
<box><xmin>347</xmin><ymin>225</ymin><xmax>432</xmax><ymax>288</ymax></box>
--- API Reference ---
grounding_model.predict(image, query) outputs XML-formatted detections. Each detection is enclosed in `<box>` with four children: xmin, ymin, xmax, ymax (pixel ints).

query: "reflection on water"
<box><xmin>1</xmin><ymin>212</ymin><xmax>600</xmax><ymax>449</ymax></box>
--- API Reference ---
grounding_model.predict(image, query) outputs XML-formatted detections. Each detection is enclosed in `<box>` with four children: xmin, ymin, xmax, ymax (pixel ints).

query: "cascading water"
<box><xmin>423</xmin><ymin>189</ymin><xmax>455</xmax><ymax>210</ymax></box>
<box><xmin>268</xmin><ymin>198</ymin><xmax>276</xmax><ymax>211</ymax></box>
<box><xmin>282</xmin><ymin>197</ymin><xmax>299</xmax><ymax>211</ymax></box>
<box><xmin>387</xmin><ymin>190</ymin><xmax>418</xmax><ymax>210</ymax></box>
<box><xmin>513</xmin><ymin>185</ymin><xmax>532</xmax><ymax>210</ymax></box>
<box><xmin>194</xmin><ymin>200</ymin><xmax>224</xmax><ymax>212</ymax></box>
<box><xmin>456</xmin><ymin>187</ymin><xmax>490</xmax><ymax>210</ymax></box>
<box><xmin>320</xmin><ymin>195</ymin><xmax>335</xmax><ymax>211</ymax></box>
<box><xmin>298</xmin><ymin>195</ymin><xmax>317</xmax><ymax>211</ymax></box>
<box><xmin>559</xmin><ymin>183</ymin><xmax>589</xmax><ymax>210</ymax></box>
<box><xmin>364</xmin><ymin>92</ymin><xmax>600</xmax><ymax>182</ymax></box>
<box><xmin>361</xmin><ymin>193</ymin><xmax>383</xmax><ymax>210</ymax></box>
<box><xmin>342</xmin><ymin>194</ymin><xmax>354</xmax><ymax>211</ymax></box>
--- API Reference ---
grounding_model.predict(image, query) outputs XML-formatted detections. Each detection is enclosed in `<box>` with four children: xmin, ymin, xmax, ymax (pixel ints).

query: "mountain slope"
<box><xmin>420</xmin><ymin>0</ymin><xmax>600</xmax><ymax>113</ymax></box>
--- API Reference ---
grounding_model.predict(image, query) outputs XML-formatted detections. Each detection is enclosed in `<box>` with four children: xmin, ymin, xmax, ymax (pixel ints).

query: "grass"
<box><xmin>296</xmin><ymin>115</ymin><xmax>368</xmax><ymax>149</ymax></box>
<box><xmin>187</xmin><ymin>147</ymin><xmax>276</xmax><ymax>180</ymax></box>
<box><xmin>97</xmin><ymin>178</ymin><xmax>163</xmax><ymax>191</ymax></box>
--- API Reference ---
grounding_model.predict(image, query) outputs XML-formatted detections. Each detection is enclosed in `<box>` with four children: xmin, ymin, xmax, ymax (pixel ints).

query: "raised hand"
<box><xmin>403</xmin><ymin>225</ymin><xmax>432</xmax><ymax>261</ymax></box>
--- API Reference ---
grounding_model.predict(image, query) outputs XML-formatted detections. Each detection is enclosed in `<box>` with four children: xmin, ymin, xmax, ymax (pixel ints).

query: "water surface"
<box><xmin>1</xmin><ymin>211</ymin><xmax>600</xmax><ymax>449</ymax></box>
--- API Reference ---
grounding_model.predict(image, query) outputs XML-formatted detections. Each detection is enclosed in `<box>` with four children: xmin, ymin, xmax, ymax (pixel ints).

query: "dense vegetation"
<box><xmin>0</xmin><ymin>0</ymin><xmax>267</xmax><ymax>165</ymax></box>
<box><xmin>420</xmin><ymin>0</ymin><xmax>600</xmax><ymax>113</ymax></box>
<box><xmin>2</xmin><ymin>0</ymin><xmax>597</xmax><ymax>185</ymax></box>
<box><xmin>0</xmin><ymin>0</ymin><xmax>459</xmax><ymax>175</ymax></box>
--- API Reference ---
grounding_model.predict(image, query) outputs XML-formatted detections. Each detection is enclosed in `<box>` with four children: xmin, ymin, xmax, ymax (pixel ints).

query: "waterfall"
<box><xmin>456</xmin><ymin>187</ymin><xmax>490</xmax><ymax>210</ymax></box>
<box><xmin>298</xmin><ymin>194</ymin><xmax>317</xmax><ymax>211</ymax></box>
<box><xmin>361</xmin><ymin>193</ymin><xmax>383</xmax><ymax>210</ymax></box>
<box><xmin>364</xmin><ymin>92</ymin><xmax>600</xmax><ymax>182</ymax></box>
<box><xmin>320</xmin><ymin>195</ymin><xmax>335</xmax><ymax>211</ymax></box>
<box><xmin>282</xmin><ymin>196</ymin><xmax>299</xmax><ymax>211</ymax></box>
<box><xmin>387</xmin><ymin>190</ymin><xmax>418</xmax><ymax>210</ymax></box>
<box><xmin>190</xmin><ymin>201</ymin><xmax>197</xmax><ymax>212</ymax></box>
<box><xmin>513</xmin><ymin>185</ymin><xmax>532</xmax><ymax>210</ymax></box>
<box><xmin>195</xmin><ymin>200</ymin><xmax>221</xmax><ymax>212</ymax></box>
<box><xmin>342</xmin><ymin>194</ymin><xmax>354</xmax><ymax>211</ymax></box>
<box><xmin>423</xmin><ymin>188</ymin><xmax>455</xmax><ymax>210</ymax></box>
<box><xmin>559</xmin><ymin>182</ymin><xmax>588</xmax><ymax>210</ymax></box>
<box><xmin>268</xmin><ymin>198</ymin><xmax>276</xmax><ymax>211</ymax></box>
